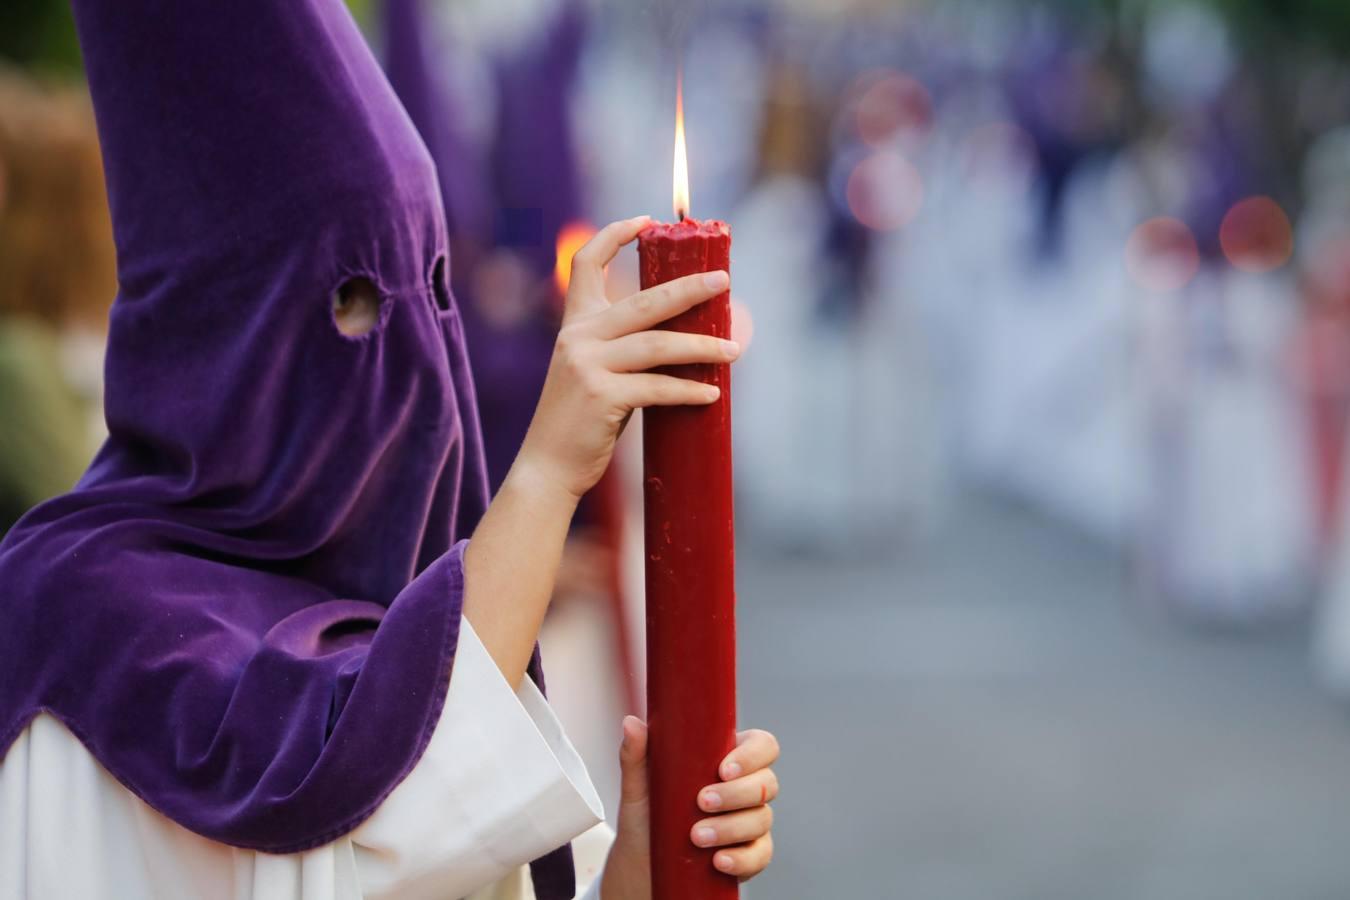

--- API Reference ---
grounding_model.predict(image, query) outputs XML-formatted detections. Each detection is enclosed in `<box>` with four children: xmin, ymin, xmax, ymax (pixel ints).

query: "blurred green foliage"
<box><xmin>1242</xmin><ymin>0</ymin><xmax>1350</xmax><ymax>54</ymax></box>
<box><xmin>1042</xmin><ymin>0</ymin><xmax>1350</xmax><ymax>56</ymax></box>
<box><xmin>0</xmin><ymin>0</ymin><xmax>374</xmax><ymax>74</ymax></box>
<box><xmin>0</xmin><ymin>0</ymin><xmax>82</xmax><ymax>75</ymax></box>
<box><xmin>1</xmin><ymin>0</ymin><xmax>1348</xmax><ymax>83</ymax></box>
<box><xmin>1216</xmin><ymin>0</ymin><xmax>1350</xmax><ymax>54</ymax></box>
<box><xmin>347</xmin><ymin>0</ymin><xmax>375</xmax><ymax>31</ymax></box>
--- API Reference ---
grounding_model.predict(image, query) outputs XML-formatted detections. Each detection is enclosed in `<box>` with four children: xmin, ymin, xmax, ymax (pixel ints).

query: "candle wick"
<box><xmin>678</xmin><ymin>211</ymin><xmax>685</xmax><ymax>223</ymax></box>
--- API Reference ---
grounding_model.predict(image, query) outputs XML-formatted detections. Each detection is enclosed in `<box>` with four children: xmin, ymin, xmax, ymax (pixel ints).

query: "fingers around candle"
<box><xmin>603</xmin><ymin>331</ymin><xmax>740</xmax><ymax>372</ymax></box>
<box><xmin>565</xmin><ymin>216</ymin><xmax>651</xmax><ymax>317</ymax></box>
<box><xmin>595</xmin><ymin>270</ymin><xmax>729</xmax><ymax>339</ymax></box>
<box><xmin>690</xmin><ymin>805</ymin><xmax>774</xmax><ymax>848</ymax></box>
<box><xmin>721</xmin><ymin>729</ymin><xmax>780</xmax><ymax>781</ymax></box>
<box><xmin>712</xmin><ymin>834</ymin><xmax>774</xmax><ymax>880</ymax></box>
<box><xmin>618</xmin><ymin>372</ymin><xmax>720</xmax><ymax>409</ymax></box>
<box><xmin>699</xmin><ymin>767</ymin><xmax>779</xmax><ymax>813</ymax></box>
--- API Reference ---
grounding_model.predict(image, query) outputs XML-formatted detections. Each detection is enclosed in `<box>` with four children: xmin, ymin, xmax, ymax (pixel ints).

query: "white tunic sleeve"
<box><xmin>0</xmin><ymin>617</ymin><xmax>609</xmax><ymax>900</ymax></box>
<box><xmin>351</xmin><ymin>617</ymin><xmax>606</xmax><ymax>898</ymax></box>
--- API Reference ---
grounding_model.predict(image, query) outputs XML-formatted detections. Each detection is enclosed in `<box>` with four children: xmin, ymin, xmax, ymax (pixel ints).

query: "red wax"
<box><xmin>636</xmin><ymin>217</ymin><xmax>738</xmax><ymax>900</ymax></box>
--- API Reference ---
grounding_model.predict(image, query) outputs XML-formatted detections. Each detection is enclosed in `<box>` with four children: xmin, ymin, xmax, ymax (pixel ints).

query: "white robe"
<box><xmin>0</xmin><ymin>618</ymin><xmax>611</xmax><ymax>900</ymax></box>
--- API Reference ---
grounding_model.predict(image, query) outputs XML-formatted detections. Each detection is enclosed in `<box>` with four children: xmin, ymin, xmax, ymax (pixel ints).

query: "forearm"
<box><xmin>462</xmin><ymin>458</ymin><xmax>579</xmax><ymax>690</ymax></box>
<box><xmin>461</xmin><ymin>216</ymin><xmax>730</xmax><ymax>691</ymax></box>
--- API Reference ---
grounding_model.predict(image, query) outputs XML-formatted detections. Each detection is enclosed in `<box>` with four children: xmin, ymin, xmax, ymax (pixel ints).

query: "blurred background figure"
<box><xmin>13</xmin><ymin>0</ymin><xmax>1350</xmax><ymax>895</ymax></box>
<box><xmin>0</xmin><ymin>67</ymin><xmax>112</xmax><ymax>534</ymax></box>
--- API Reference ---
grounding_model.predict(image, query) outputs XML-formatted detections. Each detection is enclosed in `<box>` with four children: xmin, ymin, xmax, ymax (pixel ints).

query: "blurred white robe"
<box><xmin>0</xmin><ymin>618</ymin><xmax>610</xmax><ymax>900</ymax></box>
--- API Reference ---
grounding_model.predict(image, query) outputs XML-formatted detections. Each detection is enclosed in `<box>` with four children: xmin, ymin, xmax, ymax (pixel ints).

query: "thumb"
<box><xmin>618</xmin><ymin>715</ymin><xmax>649</xmax><ymax>807</ymax></box>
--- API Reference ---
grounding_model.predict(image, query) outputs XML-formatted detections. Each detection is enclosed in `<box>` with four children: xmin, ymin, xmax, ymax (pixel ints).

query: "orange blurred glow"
<box><xmin>673</xmin><ymin>74</ymin><xmax>689</xmax><ymax>220</ymax></box>
<box><xmin>554</xmin><ymin>221</ymin><xmax>597</xmax><ymax>296</ymax></box>
<box><xmin>1125</xmin><ymin>217</ymin><xmax>1199</xmax><ymax>292</ymax></box>
<box><xmin>846</xmin><ymin>151</ymin><xmax>924</xmax><ymax>231</ymax></box>
<box><xmin>1220</xmin><ymin>196</ymin><xmax>1293</xmax><ymax>273</ymax></box>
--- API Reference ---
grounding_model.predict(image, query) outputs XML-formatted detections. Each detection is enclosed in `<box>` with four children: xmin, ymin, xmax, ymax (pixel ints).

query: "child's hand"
<box><xmin>602</xmin><ymin>717</ymin><xmax>780</xmax><ymax>898</ymax></box>
<box><xmin>514</xmin><ymin>216</ymin><xmax>738</xmax><ymax>502</ymax></box>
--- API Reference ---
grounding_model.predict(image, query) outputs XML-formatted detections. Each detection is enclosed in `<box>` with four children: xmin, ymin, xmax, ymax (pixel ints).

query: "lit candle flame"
<box><xmin>673</xmin><ymin>74</ymin><xmax>689</xmax><ymax>221</ymax></box>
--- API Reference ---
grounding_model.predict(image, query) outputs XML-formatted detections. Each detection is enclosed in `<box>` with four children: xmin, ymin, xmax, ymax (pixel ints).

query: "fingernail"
<box><xmin>715</xmin><ymin>853</ymin><xmax>735</xmax><ymax>872</ymax></box>
<box><xmin>704</xmin><ymin>270</ymin><xmax>729</xmax><ymax>290</ymax></box>
<box><xmin>702</xmin><ymin>790</ymin><xmax>723</xmax><ymax>810</ymax></box>
<box><xmin>694</xmin><ymin>827</ymin><xmax>717</xmax><ymax>846</ymax></box>
<box><xmin>722</xmin><ymin>761</ymin><xmax>742</xmax><ymax>779</ymax></box>
<box><xmin>723</xmin><ymin>340</ymin><xmax>741</xmax><ymax>358</ymax></box>
<box><xmin>705</xmin><ymin>385</ymin><xmax>721</xmax><ymax>401</ymax></box>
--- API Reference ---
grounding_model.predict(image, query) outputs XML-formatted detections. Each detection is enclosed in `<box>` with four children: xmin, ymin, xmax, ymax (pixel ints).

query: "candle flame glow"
<box><xmin>673</xmin><ymin>74</ymin><xmax>689</xmax><ymax>221</ymax></box>
<box><xmin>554</xmin><ymin>220</ymin><xmax>597</xmax><ymax>297</ymax></box>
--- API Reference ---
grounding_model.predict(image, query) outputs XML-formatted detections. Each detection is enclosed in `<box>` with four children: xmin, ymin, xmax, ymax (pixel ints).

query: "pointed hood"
<box><xmin>0</xmin><ymin>1</ymin><xmax>567</xmax><ymax>885</ymax></box>
<box><xmin>77</xmin><ymin>0</ymin><xmax>465</xmax><ymax>578</ymax></box>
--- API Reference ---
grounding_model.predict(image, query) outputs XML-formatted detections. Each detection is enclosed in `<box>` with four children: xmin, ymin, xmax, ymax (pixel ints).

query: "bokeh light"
<box><xmin>846</xmin><ymin>150</ymin><xmax>924</xmax><ymax>232</ymax></box>
<box><xmin>1220</xmin><ymin>196</ymin><xmax>1294</xmax><ymax>273</ymax></box>
<box><xmin>1125</xmin><ymin>216</ymin><xmax>1200</xmax><ymax>292</ymax></box>
<box><xmin>852</xmin><ymin>69</ymin><xmax>932</xmax><ymax>148</ymax></box>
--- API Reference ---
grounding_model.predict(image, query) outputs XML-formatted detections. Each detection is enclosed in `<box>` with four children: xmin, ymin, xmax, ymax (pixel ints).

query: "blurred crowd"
<box><xmin>568</xmin><ymin>0</ymin><xmax>1350</xmax><ymax>686</ymax></box>
<box><xmin>7</xmin><ymin>0</ymin><xmax>1350</xmax><ymax>795</ymax></box>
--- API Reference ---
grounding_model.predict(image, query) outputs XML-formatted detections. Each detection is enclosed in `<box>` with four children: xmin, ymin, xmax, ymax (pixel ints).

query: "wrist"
<box><xmin>502</xmin><ymin>453</ymin><xmax>585</xmax><ymax>513</ymax></box>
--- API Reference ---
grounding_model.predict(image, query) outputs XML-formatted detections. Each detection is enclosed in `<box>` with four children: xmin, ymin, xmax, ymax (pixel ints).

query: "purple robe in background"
<box><xmin>382</xmin><ymin>0</ymin><xmax>491</xmax><ymax>257</ymax></box>
<box><xmin>384</xmin><ymin>0</ymin><xmax>588</xmax><ymax>491</ymax></box>
<box><xmin>490</xmin><ymin>1</ymin><xmax>588</xmax><ymax>279</ymax></box>
<box><xmin>1181</xmin><ymin>108</ymin><xmax>1252</xmax><ymax>259</ymax></box>
<box><xmin>0</xmin><ymin>0</ymin><xmax>573</xmax><ymax>894</ymax></box>
<box><xmin>1006</xmin><ymin>39</ymin><xmax>1112</xmax><ymax>260</ymax></box>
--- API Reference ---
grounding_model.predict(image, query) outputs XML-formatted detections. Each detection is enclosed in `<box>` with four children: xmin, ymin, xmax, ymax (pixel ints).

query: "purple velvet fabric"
<box><xmin>0</xmin><ymin>0</ymin><xmax>574</xmax><ymax>891</ymax></box>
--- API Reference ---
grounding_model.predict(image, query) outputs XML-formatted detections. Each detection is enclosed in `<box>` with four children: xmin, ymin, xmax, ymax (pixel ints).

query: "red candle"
<box><xmin>637</xmin><ymin>213</ymin><xmax>738</xmax><ymax>900</ymax></box>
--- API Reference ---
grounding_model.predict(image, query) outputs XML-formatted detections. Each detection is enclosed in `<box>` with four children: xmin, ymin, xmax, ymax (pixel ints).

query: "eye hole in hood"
<box><xmin>430</xmin><ymin>256</ymin><xmax>452</xmax><ymax>312</ymax></box>
<box><xmin>332</xmin><ymin>277</ymin><xmax>382</xmax><ymax>337</ymax></box>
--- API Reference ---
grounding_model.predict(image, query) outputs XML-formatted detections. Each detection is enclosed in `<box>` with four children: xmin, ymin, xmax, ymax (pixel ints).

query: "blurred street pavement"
<box><xmin>739</xmin><ymin>492</ymin><xmax>1350</xmax><ymax>900</ymax></box>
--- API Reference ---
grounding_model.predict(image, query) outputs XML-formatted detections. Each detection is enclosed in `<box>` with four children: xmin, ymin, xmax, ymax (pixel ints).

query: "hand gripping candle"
<box><xmin>635</xmin><ymin>75</ymin><xmax>738</xmax><ymax>900</ymax></box>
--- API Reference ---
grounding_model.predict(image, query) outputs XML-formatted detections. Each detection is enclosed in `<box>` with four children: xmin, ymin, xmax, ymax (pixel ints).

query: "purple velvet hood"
<box><xmin>0</xmin><ymin>0</ymin><xmax>573</xmax><ymax>892</ymax></box>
